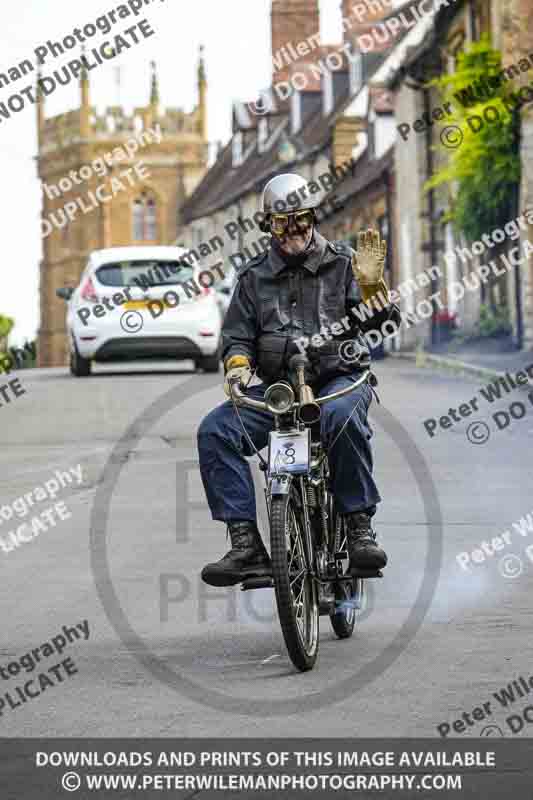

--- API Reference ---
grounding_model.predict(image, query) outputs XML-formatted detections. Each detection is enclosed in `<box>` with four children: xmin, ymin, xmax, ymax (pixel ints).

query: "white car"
<box><xmin>214</xmin><ymin>271</ymin><xmax>236</xmax><ymax>318</ymax></box>
<box><xmin>56</xmin><ymin>246</ymin><xmax>222</xmax><ymax>377</ymax></box>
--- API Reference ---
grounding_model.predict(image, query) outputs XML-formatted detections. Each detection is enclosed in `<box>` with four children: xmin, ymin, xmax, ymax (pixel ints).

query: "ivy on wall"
<box><xmin>425</xmin><ymin>36</ymin><xmax>521</xmax><ymax>242</ymax></box>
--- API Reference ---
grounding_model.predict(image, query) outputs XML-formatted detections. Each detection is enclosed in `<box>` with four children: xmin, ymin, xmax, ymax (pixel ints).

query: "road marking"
<box><xmin>261</xmin><ymin>654</ymin><xmax>281</xmax><ymax>665</ymax></box>
<box><xmin>203</xmin><ymin>654</ymin><xmax>282</xmax><ymax>670</ymax></box>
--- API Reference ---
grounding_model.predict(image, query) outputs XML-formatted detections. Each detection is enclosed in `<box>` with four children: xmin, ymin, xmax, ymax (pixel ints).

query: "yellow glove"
<box><xmin>352</xmin><ymin>229</ymin><xmax>388</xmax><ymax>303</ymax></box>
<box><xmin>223</xmin><ymin>355</ymin><xmax>252</xmax><ymax>397</ymax></box>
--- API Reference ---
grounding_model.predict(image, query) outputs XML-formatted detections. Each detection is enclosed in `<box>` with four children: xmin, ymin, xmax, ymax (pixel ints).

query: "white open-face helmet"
<box><xmin>261</xmin><ymin>173</ymin><xmax>321</xmax><ymax>215</ymax></box>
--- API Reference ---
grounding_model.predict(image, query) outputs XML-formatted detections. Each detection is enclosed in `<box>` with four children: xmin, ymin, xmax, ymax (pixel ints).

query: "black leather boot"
<box><xmin>201</xmin><ymin>521</ymin><xmax>271</xmax><ymax>587</ymax></box>
<box><xmin>344</xmin><ymin>511</ymin><xmax>387</xmax><ymax>574</ymax></box>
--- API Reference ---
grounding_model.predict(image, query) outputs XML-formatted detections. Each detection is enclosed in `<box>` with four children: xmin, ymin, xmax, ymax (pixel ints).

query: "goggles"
<box><xmin>269</xmin><ymin>209</ymin><xmax>314</xmax><ymax>237</ymax></box>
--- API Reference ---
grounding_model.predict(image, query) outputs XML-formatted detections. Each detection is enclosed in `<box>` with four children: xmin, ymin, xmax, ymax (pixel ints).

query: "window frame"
<box><xmin>232</xmin><ymin>131</ymin><xmax>244</xmax><ymax>167</ymax></box>
<box><xmin>349</xmin><ymin>50</ymin><xmax>363</xmax><ymax>96</ymax></box>
<box><xmin>132</xmin><ymin>192</ymin><xmax>158</xmax><ymax>242</ymax></box>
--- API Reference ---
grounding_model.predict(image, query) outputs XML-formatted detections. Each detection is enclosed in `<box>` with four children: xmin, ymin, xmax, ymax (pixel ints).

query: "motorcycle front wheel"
<box><xmin>269</xmin><ymin>484</ymin><xmax>319</xmax><ymax>672</ymax></box>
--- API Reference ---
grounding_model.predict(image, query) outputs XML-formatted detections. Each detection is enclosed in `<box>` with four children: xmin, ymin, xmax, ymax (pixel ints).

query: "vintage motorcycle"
<box><xmin>229</xmin><ymin>354</ymin><xmax>380</xmax><ymax>672</ymax></box>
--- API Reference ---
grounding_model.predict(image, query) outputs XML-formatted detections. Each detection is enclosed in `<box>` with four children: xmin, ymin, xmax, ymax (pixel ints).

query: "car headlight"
<box><xmin>264</xmin><ymin>382</ymin><xmax>295</xmax><ymax>415</ymax></box>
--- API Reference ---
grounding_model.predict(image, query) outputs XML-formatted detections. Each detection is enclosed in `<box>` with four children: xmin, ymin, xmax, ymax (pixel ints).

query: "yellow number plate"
<box><xmin>124</xmin><ymin>300</ymin><xmax>174</xmax><ymax>310</ymax></box>
<box><xmin>124</xmin><ymin>301</ymin><xmax>151</xmax><ymax>310</ymax></box>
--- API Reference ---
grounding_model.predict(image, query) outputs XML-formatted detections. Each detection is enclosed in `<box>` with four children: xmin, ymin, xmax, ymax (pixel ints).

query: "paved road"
<box><xmin>1</xmin><ymin>358</ymin><xmax>532</xmax><ymax>737</ymax></box>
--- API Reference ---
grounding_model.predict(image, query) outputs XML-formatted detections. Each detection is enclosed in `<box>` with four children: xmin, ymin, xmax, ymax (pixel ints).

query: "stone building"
<box><xmin>504</xmin><ymin>0</ymin><xmax>533</xmax><ymax>348</ymax></box>
<box><xmin>181</xmin><ymin>0</ymin><xmax>532</xmax><ymax>356</ymax></box>
<box><xmin>178</xmin><ymin>0</ymin><xmax>408</xmax><ymax>293</ymax></box>
<box><xmin>37</xmin><ymin>56</ymin><xmax>208</xmax><ymax>367</ymax></box>
<box><xmin>380</xmin><ymin>0</ymin><xmax>533</xmax><ymax>350</ymax></box>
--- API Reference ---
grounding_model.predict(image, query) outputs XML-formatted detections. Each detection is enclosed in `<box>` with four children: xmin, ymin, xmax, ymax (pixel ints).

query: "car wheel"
<box><xmin>197</xmin><ymin>351</ymin><xmax>220</xmax><ymax>373</ymax></box>
<box><xmin>70</xmin><ymin>344</ymin><xmax>92</xmax><ymax>377</ymax></box>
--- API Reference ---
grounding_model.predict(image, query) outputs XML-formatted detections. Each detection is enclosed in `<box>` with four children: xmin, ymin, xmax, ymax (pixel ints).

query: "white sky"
<box><xmin>1</xmin><ymin>1</ymin><xmax>342</xmax><ymax>346</ymax></box>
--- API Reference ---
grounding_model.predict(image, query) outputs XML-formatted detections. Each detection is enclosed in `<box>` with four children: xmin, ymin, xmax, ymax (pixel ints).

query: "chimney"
<box><xmin>271</xmin><ymin>0</ymin><xmax>321</xmax><ymax>87</ymax></box>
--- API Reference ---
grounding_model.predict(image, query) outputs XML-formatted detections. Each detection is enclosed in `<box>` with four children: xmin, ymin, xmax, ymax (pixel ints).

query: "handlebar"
<box><xmin>229</xmin><ymin>368</ymin><xmax>372</xmax><ymax>412</ymax></box>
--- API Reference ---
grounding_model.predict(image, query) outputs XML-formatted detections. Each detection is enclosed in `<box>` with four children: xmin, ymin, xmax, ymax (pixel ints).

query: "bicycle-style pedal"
<box><xmin>241</xmin><ymin>576</ymin><xmax>274</xmax><ymax>591</ymax></box>
<box><xmin>349</xmin><ymin>567</ymin><xmax>383</xmax><ymax>579</ymax></box>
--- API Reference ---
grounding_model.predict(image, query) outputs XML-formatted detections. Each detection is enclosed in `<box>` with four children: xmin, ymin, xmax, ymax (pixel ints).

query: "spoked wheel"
<box><xmin>270</xmin><ymin>485</ymin><xmax>319</xmax><ymax>671</ymax></box>
<box><xmin>330</xmin><ymin>511</ymin><xmax>365</xmax><ymax>639</ymax></box>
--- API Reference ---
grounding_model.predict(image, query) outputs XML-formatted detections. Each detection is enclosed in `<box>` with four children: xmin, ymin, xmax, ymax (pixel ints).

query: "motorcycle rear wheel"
<box><xmin>329</xmin><ymin>509</ymin><xmax>364</xmax><ymax>639</ymax></box>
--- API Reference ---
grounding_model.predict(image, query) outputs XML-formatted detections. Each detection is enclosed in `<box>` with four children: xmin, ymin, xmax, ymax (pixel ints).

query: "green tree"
<box><xmin>425</xmin><ymin>37</ymin><xmax>520</xmax><ymax>242</ymax></box>
<box><xmin>0</xmin><ymin>314</ymin><xmax>14</xmax><ymax>343</ymax></box>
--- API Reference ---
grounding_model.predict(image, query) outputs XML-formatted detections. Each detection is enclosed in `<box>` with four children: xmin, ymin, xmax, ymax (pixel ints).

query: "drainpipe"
<box><xmin>512</xmin><ymin>121</ymin><xmax>524</xmax><ymax>349</ymax></box>
<box><xmin>237</xmin><ymin>200</ymin><xmax>244</xmax><ymax>255</ymax></box>
<box><xmin>424</xmin><ymin>87</ymin><xmax>439</xmax><ymax>347</ymax></box>
<box><xmin>384</xmin><ymin>168</ymin><xmax>394</xmax><ymax>289</ymax></box>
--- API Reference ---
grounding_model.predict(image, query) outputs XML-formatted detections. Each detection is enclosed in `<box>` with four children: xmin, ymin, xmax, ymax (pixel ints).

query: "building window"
<box><xmin>367</xmin><ymin>108</ymin><xmax>376</xmax><ymax>158</ymax></box>
<box><xmin>377</xmin><ymin>213</ymin><xmax>390</xmax><ymax>274</ymax></box>
<box><xmin>258</xmin><ymin>118</ymin><xmax>269</xmax><ymax>153</ymax></box>
<box><xmin>349</xmin><ymin>51</ymin><xmax>363</xmax><ymax>95</ymax></box>
<box><xmin>480</xmin><ymin>0</ymin><xmax>492</xmax><ymax>38</ymax></box>
<box><xmin>133</xmin><ymin>193</ymin><xmax>157</xmax><ymax>241</ymax></box>
<box><xmin>465</xmin><ymin>5</ymin><xmax>477</xmax><ymax>43</ymax></box>
<box><xmin>291</xmin><ymin>91</ymin><xmax>302</xmax><ymax>135</ymax></box>
<box><xmin>323</xmin><ymin>72</ymin><xmax>334</xmax><ymax>116</ymax></box>
<box><xmin>232</xmin><ymin>131</ymin><xmax>243</xmax><ymax>167</ymax></box>
<box><xmin>62</xmin><ymin>223</ymin><xmax>70</xmax><ymax>251</ymax></box>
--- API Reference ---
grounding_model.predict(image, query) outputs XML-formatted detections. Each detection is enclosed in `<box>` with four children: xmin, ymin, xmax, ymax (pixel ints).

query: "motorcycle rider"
<box><xmin>198</xmin><ymin>173</ymin><xmax>401</xmax><ymax>587</ymax></box>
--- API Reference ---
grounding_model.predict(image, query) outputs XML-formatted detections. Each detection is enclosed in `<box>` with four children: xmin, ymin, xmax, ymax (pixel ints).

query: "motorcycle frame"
<box><xmin>231</xmin><ymin>368</ymin><xmax>372</xmax><ymax>587</ymax></box>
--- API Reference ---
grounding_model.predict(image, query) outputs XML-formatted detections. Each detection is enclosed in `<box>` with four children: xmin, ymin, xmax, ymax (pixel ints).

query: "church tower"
<box><xmin>37</xmin><ymin>54</ymin><xmax>209</xmax><ymax>367</ymax></box>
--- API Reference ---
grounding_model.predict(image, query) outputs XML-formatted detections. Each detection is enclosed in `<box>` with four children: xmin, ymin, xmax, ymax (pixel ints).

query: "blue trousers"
<box><xmin>197</xmin><ymin>374</ymin><xmax>381</xmax><ymax>523</ymax></box>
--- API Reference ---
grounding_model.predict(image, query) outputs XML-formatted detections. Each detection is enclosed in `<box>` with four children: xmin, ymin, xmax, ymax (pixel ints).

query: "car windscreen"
<box><xmin>95</xmin><ymin>261</ymin><xmax>195</xmax><ymax>288</ymax></box>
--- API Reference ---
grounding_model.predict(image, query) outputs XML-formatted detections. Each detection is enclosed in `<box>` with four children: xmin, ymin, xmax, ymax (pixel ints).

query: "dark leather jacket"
<box><xmin>221</xmin><ymin>231</ymin><xmax>401</xmax><ymax>389</ymax></box>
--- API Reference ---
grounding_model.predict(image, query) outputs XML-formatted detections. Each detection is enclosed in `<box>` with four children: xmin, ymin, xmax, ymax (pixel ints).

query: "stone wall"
<box><xmin>503</xmin><ymin>0</ymin><xmax>533</xmax><ymax>348</ymax></box>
